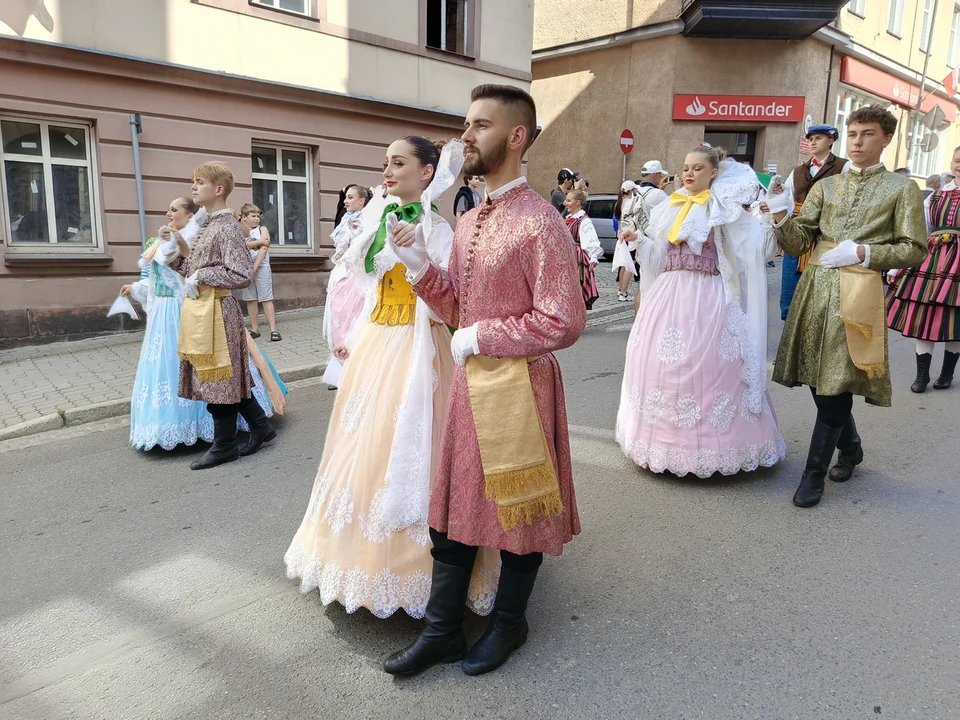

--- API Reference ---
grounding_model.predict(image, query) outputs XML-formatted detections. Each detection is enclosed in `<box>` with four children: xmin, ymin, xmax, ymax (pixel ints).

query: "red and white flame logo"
<box><xmin>685</xmin><ymin>96</ymin><xmax>706</xmax><ymax>116</ymax></box>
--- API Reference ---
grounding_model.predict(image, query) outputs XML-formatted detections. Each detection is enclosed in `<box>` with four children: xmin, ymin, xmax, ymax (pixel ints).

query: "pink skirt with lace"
<box><xmin>616</xmin><ymin>267</ymin><xmax>786</xmax><ymax>478</ymax></box>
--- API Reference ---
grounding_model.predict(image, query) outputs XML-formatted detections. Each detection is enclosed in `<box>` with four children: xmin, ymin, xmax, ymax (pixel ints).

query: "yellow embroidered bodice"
<box><xmin>372</xmin><ymin>264</ymin><xmax>417</xmax><ymax>325</ymax></box>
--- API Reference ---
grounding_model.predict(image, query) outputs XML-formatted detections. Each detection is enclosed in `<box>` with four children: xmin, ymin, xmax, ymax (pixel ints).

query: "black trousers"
<box><xmin>430</xmin><ymin>528</ymin><xmax>543</xmax><ymax>574</ymax></box>
<box><xmin>809</xmin><ymin>387</ymin><xmax>853</xmax><ymax>428</ymax></box>
<box><xmin>207</xmin><ymin>397</ymin><xmax>266</xmax><ymax>425</ymax></box>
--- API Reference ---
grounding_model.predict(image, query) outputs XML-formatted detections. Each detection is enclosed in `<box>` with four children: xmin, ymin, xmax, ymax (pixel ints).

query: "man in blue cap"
<box><xmin>776</xmin><ymin>124</ymin><xmax>850</xmax><ymax>319</ymax></box>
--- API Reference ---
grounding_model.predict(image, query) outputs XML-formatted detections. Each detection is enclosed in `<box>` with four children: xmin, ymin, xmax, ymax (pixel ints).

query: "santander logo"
<box><xmin>673</xmin><ymin>94</ymin><xmax>806</xmax><ymax>123</ymax></box>
<box><xmin>685</xmin><ymin>96</ymin><xmax>707</xmax><ymax>116</ymax></box>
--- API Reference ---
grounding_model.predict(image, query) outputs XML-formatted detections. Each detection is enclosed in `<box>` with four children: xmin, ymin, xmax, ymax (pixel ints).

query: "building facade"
<box><xmin>0</xmin><ymin>0</ymin><xmax>533</xmax><ymax>346</ymax></box>
<box><xmin>529</xmin><ymin>0</ymin><xmax>960</xmax><ymax>198</ymax></box>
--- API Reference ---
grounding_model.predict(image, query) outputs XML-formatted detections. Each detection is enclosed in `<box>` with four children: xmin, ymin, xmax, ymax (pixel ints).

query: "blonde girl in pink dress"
<box><xmin>617</xmin><ymin>144</ymin><xmax>786</xmax><ymax>477</ymax></box>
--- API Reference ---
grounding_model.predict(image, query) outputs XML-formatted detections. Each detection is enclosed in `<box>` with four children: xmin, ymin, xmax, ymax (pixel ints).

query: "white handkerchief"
<box><xmin>108</xmin><ymin>295</ymin><xmax>139</xmax><ymax>320</ymax></box>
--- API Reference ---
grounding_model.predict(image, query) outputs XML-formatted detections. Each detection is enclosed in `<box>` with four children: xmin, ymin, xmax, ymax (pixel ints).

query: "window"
<box><xmin>426</xmin><ymin>0</ymin><xmax>471</xmax><ymax>56</ymax></box>
<box><xmin>908</xmin><ymin>126</ymin><xmax>947</xmax><ymax>178</ymax></box>
<box><xmin>847</xmin><ymin>0</ymin><xmax>866</xmax><ymax>18</ymax></box>
<box><xmin>251</xmin><ymin>145</ymin><xmax>311</xmax><ymax>249</ymax></box>
<box><xmin>250</xmin><ymin>0</ymin><xmax>309</xmax><ymax>16</ymax></box>
<box><xmin>887</xmin><ymin>0</ymin><xmax>904</xmax><ymax>37</ymax></box>
<box><xmin>1</xmin><ymin>117</ymin><xmax>99</xmax><ymax>250</ymax></box>
<box><xmin>921</xmin><ymin>0</ymin><xmax>935</xmax><ymax>51</ymax></box>
<box><xmin>950</xmin><ymin>5</ymin><xmax>960</xmax><ymax>67</ymax></box>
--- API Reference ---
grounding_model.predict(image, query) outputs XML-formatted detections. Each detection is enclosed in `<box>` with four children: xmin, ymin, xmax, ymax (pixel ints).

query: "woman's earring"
<box><xmin>382</xmin><ymin>186</ymin><xmax>388</xmax><ymax>199</ymax></box>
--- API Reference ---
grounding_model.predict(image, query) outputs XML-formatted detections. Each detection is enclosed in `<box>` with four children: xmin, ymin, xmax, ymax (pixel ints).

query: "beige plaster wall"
<box><xmin>533</xmin><ymin>0</ymin><xmax>681</xmax><ymax>51</ymax></box>
<box><xmin>0</xmin><ymin>0</ymin><xmax>531</xmax><ymax>116</ymax></box>
<box><xmin>528</xmin><ymin>35</ymin><xmax>834</xmax><ymax>197</ymax></box>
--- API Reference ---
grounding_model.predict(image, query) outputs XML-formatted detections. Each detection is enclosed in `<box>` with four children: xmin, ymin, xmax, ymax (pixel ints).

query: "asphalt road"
<box><xmin>1</xmin><ymin>309</ymin><xmax>958</xmax><ymax>719</ymax></box>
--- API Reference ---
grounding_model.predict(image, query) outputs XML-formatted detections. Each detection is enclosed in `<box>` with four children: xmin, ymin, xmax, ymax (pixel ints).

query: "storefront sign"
<box><xmin>799</xmin><ymin>137</ymin><xmax>812</xmax><ymax>155</ymax></box>
<box><xmin>673</xmin><ymin>94</ymin><xmax>805</xmax><ymax>122</ymax></box>
<box><xmin>840</xmin><ymin>57</ymin><xmax>957</xmax><ymax>122</ymax></box>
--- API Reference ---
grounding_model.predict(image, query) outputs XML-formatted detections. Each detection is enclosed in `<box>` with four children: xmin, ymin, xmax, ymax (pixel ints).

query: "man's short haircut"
<box><xmin>240</xmin><ymin>202</ymin><xmax>260</xmax><ymax>217</ymax></box>
<box><xmin>848</xmin><ymin>105</ymin><xmax>898</xmax><ymax>136</ymax></box>
<box><xmin>192</xmin><ymin>161</ymin><xmax>235</xmax><ymax>198</ymax></box>
<box><xmin>471</xmin><ymin>84</ymin><xmax>537</xmax><ymax>151</ymax></box>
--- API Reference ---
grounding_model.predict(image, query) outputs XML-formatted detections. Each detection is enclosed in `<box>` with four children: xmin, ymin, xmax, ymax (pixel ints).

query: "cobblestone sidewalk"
<box><xmin>0</xmin><ymin>263</ymin><xmax>629</xmax><ymax>432</ymax></box>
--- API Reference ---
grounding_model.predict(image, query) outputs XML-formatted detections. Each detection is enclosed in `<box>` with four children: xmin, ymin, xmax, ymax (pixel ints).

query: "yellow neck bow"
<box><xmin>667</xmin><ymin>190</ymin><xmax>711</xmax><ymax>245</ymax></box>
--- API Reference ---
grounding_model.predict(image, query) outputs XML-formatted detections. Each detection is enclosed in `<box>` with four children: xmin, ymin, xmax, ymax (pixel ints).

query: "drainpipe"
<box><xmin>129</xmin><ymin>113</ymin><xmax>147</xmax><ymax>248</ymax></box>
<box><xmin>911</xmin><ymin>0</ymin><xmax>939</xmax><ymax>173</ymax></box>
<box><xmin>823</xmin><ymin>45</ymin><xmax>836</xmax><ymax>123</ymax></box>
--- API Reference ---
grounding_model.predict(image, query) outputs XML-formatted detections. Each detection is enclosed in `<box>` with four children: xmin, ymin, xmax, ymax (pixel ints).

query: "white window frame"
<box><xmin>250</xmin><ymin>0</ymin><xmax>310</xmax><ymax>17</ymax></box>
<box><xmin>921</xmin><ymin>0</ymin><xmax>935</xmax><ymax>51</ymax></box>
<box><xmin>427</xmin><ymin>0</ymin><xmax>472</xmax><ymax>56</ymax></box>
<box><xmin>908</xmin><ymin>126</ymin><xmax>948</xmax><ymax>178</ymax></box>
<box><xmin>0</xmin><ymin>115</ymin><xmax>102</xmax><ymax>254</ymax></box>
<box><xmin>950</xmin><ymin>4</ymin><xmax>960</xmax><ymax>67</ymax></box>
<box><xmin>847</xmin><ymin>0</ymin><xmax>866</xmax><ymax>18</ymax></box>
<box><xmin>250</xmin><ymin>143</ymin><xmax>313</xmax><ymax>252</ymax></box>
<box><xmin>887</xmin><ymin>0</ymin><xmax>904</xmax><ymax>37</ymax></box>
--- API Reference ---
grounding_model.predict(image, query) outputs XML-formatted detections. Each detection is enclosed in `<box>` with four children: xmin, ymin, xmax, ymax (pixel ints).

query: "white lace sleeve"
<box><xmin>710</xmin><ymin>158</ymin><xmax>761</xmax><ymax>227</ymax></box>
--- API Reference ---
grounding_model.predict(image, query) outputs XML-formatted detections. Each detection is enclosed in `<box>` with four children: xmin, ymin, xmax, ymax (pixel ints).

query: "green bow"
<box><xmin>364</xmin><ymin>201</ymin><xmax>438</xmax><ymax>273</ymax></box>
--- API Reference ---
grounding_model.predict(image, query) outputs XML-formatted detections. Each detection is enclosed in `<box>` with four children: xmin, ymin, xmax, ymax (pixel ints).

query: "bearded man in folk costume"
<box><xmin>765</xmin><ymin>106</ymin><xmax>927</xmax><ymax>508</ymax></box>
<box><xmin>383</xmin><ymin>84</ymin><xmax>587</xmax><ymax>676</ymax></box>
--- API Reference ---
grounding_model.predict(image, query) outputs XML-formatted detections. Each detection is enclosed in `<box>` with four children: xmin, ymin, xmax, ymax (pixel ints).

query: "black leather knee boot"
<box><xmin>383</xmin><ymin>560</ymin><xmax>472</xmax><ymax>676</ymax></box>
<box><xmin>794</xmin><ymin>421</ymin><xmax>843</xmax><ymax>508</ymax></box>
<box><xmin>933</xmin><ymin>350</ymin><xmax>959</xmax><ymax>390</ymax></box>
<box><xmin>828</xmin><ymin>415</ymin><xmax>863</xmax><ymax>483</ymax></box>
<box><xmin>191</xmin><ymin>407</ymin><xmax>240</xmax><ymax>470</ymax></box>
<box><xmin>238</xmin><ymin>397</ymin><xmax>276</xmax><ymax>457</ymax></box>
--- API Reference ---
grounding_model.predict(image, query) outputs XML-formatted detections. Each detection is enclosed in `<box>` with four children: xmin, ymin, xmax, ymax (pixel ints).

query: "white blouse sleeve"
<box><xmin>579</xmin><ymin>216</ymin><xmax>603</xmax><ymax>263</ymax></box>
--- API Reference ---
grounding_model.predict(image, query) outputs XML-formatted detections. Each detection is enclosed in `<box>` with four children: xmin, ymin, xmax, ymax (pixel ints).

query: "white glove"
<box><xmin>819</xmin><ymin>240</ymin><xmax>863</xmax><ymax>269</ymax></box>
<box><xmin>386</xmin><ymin>215</ymin><xmax>428</xmax><ymax>276</ymax></box>
<box><xmin>765</xmin><ymin>191</ymin><xmax>792</xmax><ymax>215</ymax></box>
<box><xmin>184</xmin><ymin>271</ymin><xmax>200</xmax><ymax>299</ymax></box>
<box><xmin>450</xmin><ymin>325</ymin><xmax>480</xmax><ymax>366</ymax></box>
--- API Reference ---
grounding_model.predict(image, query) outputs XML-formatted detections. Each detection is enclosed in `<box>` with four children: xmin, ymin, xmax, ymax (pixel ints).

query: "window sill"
<box><xmin>847</xmin><ymin>10</ymin><xmax>865</xmax><ymax>19</ymax></box>
<box><xmin>4</xmin><ymin>253</ymin><xmax>114</xmax><ymax>268</ymax></box>
<box><xmin>425</xmin><ymin>45</ymin><xmax>476</xmax><ymax>62</ymax></box>
<box><xmin>269</xmin><ymin>253</ymin><xmax>330</xmax><ymax>272</ymax></box>
<box><xmin>887</xmin><ymin>31</ymin><xmax>902</xmax><ymax>40</ymax></box>
<box><xmin>247</xmin><ymin>0</ymin><xmax>317</xmax><ymax>22</ymax></box>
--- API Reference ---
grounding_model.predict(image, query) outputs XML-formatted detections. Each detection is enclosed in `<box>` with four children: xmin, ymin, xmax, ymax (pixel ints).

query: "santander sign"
<box><xmin>673</xmin><ymin>94</ymin><xmax>806</xmax><ymax>123</ymax></box>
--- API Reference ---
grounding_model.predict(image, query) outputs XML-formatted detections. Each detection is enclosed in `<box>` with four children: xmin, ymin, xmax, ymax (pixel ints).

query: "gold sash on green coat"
<box><xmin>809</xmin><ymin>241</ymin><xmax>886</xmax><ymax>380</ymax></box>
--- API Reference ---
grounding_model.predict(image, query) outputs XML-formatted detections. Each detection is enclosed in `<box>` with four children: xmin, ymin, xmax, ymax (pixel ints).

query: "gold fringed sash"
<box><xmin>810</xmin><ymin>241</ymin><xmax>886</xmax><ymax>379</ymax></box>
<box><xmin>465</xmin><ymin>354</ymin><xmax>562</xmax><ymax>531</ymax></box>
<box><xmin>178</xmin><ymin>287</ymin><xmax>233</xmax><ymax>383</ymax></box>
<box><xmin>246</xmin><ymin>333</ymin><xmax>285</xmax><ymax>416</ymax></box>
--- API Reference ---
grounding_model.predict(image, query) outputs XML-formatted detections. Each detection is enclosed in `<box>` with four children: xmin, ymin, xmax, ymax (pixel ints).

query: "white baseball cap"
<box><xmin>621</xmin><ymin>180</ymin><xmax>637</xmax><ymax>193</ymax></box>
<box><xmin>641</xmin><ymin>160</ymin><xmax>666</xmax><ymax>175</ymax></box>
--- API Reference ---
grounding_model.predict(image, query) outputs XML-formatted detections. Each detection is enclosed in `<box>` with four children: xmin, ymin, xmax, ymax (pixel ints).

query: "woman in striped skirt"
<box><xmin>887</xmin><ymin>146</ymin><xmax>960</xmax><ymax>392</ymax></box>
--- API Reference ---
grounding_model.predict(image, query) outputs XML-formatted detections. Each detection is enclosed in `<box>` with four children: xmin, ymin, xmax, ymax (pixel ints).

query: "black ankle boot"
<box><xmin>794</xmin><ymin>421</ymin><xmax>843</xmax><ymax>508</ymax></box>
<box><xmin>191</xmin><ymin>410</ymin><xmax>240</xmax><ymax>470</ymax></box>
<box><xmin>828</xmin><ymin>415</ymin><xmax>862</xmax><ymax>483</ymax></box>
<box><xmin>911</xmin><ymin>353</ymin><xmax>933</xmax><ymax>393</ymax></box>
<box><xmin>933</xmin><ymin>350</ymin><xmax>959</xmax><ymax>390</ymax></box>
<box><xmin>383</xmin><ymin>561</ymin><xmax>472</xmax><ymax>676</ymax></box>
<box><xmin>238</xmin><ymin>397</ymin><xmax>276</xmax><ymax>457</ymax></box>
<box><xmin>461</xmin><ymin>566</ymin><xmax>539</xmax><ymax>676</ymax></box>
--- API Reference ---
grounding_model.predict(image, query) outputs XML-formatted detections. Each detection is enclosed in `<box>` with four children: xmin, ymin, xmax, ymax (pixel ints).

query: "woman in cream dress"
<box><xmin>284</xmin><ymin>137</ymin><xmax>497</xmax><ymax>618</ymax></box>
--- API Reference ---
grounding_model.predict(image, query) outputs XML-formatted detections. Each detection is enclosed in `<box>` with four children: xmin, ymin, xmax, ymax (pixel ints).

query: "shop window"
<box><xmin>251</xmin><ymin>144</ymin><xmax>312</xmax><ymax>250</ymax></box>
<box><xmin>950</xmin><ymin>4</ymin><xmax>960</xmax><ymax>67</ymax></box>
<box><xmin>426</xmin><ymin>0</ymin><xmax>471</xmax><ymax>56</ymax></box>
<box><xmin>921</xmin><ymin>0</ymin><xmax>935</xmax><ymax>51</ymax></box>
<box><xmin>908</xmin><ymin>127</ymin><xmax>948</xmax><ymax>178</ymax></box>
<box><xmin>250</xmin><ymin>0</ymin><xmax>310</xmax><ymax>16</ymax></box>
<box><xmin>847</xmin><ymin>0</ymin><xmax>866</xmax><ymax>18</ymax></box>
<box><xmin>887</xmin><ymin>0</ymin><xmax>904</xmax><ymax>37</ymax></box>
<box><xmin>1</xmin><ymin>117</ymin><xmax>100</xmax><ymax>251</ymax></box>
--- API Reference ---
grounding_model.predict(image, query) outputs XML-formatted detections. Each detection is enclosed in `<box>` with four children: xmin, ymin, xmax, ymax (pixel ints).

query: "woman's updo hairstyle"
<box><xmin>691</xmin><ymin>142</ymin><xmax>724</xmax><ymax>168</ymax></box>
<box><xmin>567</xmin><ymin>189</ymin><xmax>589</xmax><ymax>206</ymax></box>
<box><xmin>176</xmin><ymin>196</ymin><xmax>200</xmax><ymax>215</ymax></box>
<box><xmin>403</xmin><ymin>136</ymin><xmax>447</xmax><ymax>183</ymax></box>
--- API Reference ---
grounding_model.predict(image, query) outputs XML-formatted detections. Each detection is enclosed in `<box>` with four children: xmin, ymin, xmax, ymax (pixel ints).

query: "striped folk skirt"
<box><xmin>887</xmin><ymin>234</ymin><xmax>960</xmax><ymax>342</ymax></box>
<box><xmin>575</xmin><ymin>245</ymin><xmax>599</xmax><ymax>310</ymax></box>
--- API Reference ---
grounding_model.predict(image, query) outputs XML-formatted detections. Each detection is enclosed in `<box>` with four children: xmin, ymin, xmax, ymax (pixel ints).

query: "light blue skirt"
<box><xmin>130</xmin><ymin>296</ymin><xmax>279</xmax><ymax>451</ymax></box>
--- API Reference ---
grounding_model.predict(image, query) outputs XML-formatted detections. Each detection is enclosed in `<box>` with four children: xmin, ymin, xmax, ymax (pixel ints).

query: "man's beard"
<box><xmin>463</xmin><ymin>136</ymin><xmax>509</xmax><ymax>177</ymax></box>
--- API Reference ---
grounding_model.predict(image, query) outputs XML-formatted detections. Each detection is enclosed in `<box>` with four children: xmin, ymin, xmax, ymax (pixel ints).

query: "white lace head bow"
<box><xmin>709</xmin><ymin>158</ymin><xmax>761</xmax><ymax>227</ymax></box>
<box><xmin>419</xmin><ymin>139</ymin><xmax>465</xmax><ymax>237</ymax></box>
